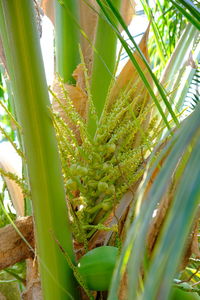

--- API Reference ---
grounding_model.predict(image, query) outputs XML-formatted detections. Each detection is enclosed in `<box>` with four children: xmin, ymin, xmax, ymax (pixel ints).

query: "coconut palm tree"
<box><xmin>0</xmin><ymin>0</ymin><xmax>199</xmax><ymax>299</ymax></box>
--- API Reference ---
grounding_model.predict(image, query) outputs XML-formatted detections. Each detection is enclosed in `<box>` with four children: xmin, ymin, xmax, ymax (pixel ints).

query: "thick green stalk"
<box><xmin>0</xmin><ymin>1</ymin><xmax>77</xmax><ymax>299</ymax></box>
<box><xmin>88</xmin><ymin>0</ymin><xmax>121</xmax><ymax>137</ymax></box>
<box><xmin>55</xmin><ymin>0</ymin><xmax>80</xmax><ymax>83</ymax></box>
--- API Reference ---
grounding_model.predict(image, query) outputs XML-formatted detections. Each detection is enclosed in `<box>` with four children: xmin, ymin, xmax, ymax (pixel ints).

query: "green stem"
<box><xmin>88</xmin><ymin>0</ymin><xmax>121</xmax><ymax>137</ymax></box>
<box><xmin>0</xmin><ymin>1</ymin><xmax>77</xmax><ymax>299</ymax></box>
<box><xmin>55</xmin><ymin>0</ymin><xmax>80</xmax><ymax>83</ymax></box>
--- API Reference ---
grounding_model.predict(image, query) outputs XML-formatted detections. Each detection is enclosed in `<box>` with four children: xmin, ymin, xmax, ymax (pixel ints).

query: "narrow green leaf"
<box><xmin>177</xmin><ymin>0</ymin><xmax>200</xmax><ymax>20</ymax></box>
<box><xmin>169</xmin><ymin>0</ymin><xmax>200</xmax><ymax>30</ymax></box>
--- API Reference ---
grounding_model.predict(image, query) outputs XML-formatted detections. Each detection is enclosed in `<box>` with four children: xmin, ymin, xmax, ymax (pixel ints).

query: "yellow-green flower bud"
<box><xmin>102</xmin><ymin>200</ymin><xmax>112</xmax><ymax>211</ymax></box>
<box><xmin>70</xmin><ymin>164</ymin><xmax>78</xmax><ymax>176</ymax></box>
<box><xmin>77</xmin><ymin>166</ymin><xmax>88</xmax><ymax>176</ymax></box>
<box><xmin>98</xmin><ymin>181</ymin><xmax>109</xmax><ymax>192</ymax></box>
<box><xmin>65</xmin><ymin>179</ymin><xmax>77</xmax><ymax>191</ymax></box>
<box><xmin>106</xmin><ymin>143</ymin><xmax>116</xmax><ymax>154</ymax></box>
<box><xmin>105</xmin><ymin>184</ymin><xmax>115</xmax><ymax>195</ymax></box>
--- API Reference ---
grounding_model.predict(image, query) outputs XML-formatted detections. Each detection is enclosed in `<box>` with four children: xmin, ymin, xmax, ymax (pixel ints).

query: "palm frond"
<box><xmin>145</xmin><ymin>0</ymin><xmax>187</xmax><ymax>73</ymax></box>
<box><xmin>108</xmin><ymin>102</ymin><xmax>200</xmax><ymax>300</ymax></box>
<box><xmin>184</xmin><ymin>59</ymin><xmax>200</xmax><ymax>112</ymax></box>
<box><xmin>96</xmin><ymin>0</ymin><xmax>179</xmax><ymax>131</ymax></box>
<box><xmin>169</xmin><ymin>0</ymin><xmax>200</xmax><ymax>30</ymax></box>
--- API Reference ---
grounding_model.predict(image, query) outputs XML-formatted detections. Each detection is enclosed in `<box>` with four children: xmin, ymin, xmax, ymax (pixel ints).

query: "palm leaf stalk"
<box><xmin>88</xmin><ymin>0</ymin><xmax>121</xmax><ymax>137</ymax></box>
<box><xmin>0</xmin><ymin>1</ymin><xmax>77</xmax><ymax>299</ymax></box>
<box><xmin>55</xmin><ymin>0</ymin><xmax>80</xmax><ymax>83</ymax></box>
